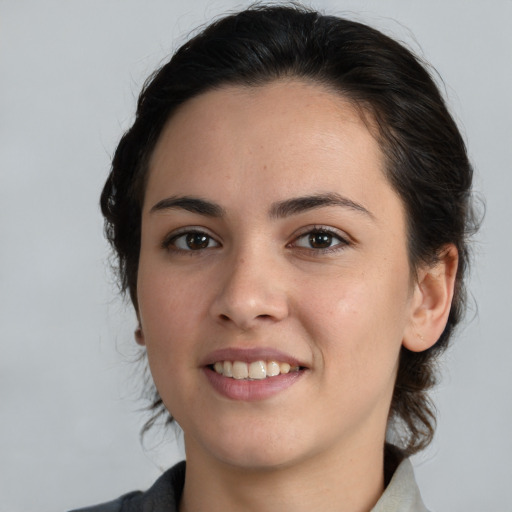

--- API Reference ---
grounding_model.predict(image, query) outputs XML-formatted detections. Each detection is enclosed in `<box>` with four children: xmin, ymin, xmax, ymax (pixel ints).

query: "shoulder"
<box><xmin>68</xmin><ymin>461</ymin><xmax>186</xmax><ymax>512</ymax></box>
<box><xmin>67</xmin><ymin>492</ymin><xmax>140</xmax><ymax>512</ymax></box>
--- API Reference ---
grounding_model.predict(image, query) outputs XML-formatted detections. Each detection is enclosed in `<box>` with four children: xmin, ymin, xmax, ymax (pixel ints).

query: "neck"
<box><xmin>180</xmin><ymin>440</ymin><xmax>386</xmax><ymax>512</ymax></box>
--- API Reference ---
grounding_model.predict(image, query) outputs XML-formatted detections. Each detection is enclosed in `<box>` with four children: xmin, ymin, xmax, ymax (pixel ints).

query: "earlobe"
<box><xmin>135</xmin><ymin>324</ymin><xmax>146</xmax><ymax>346</ymax></box>
<box><xmin>403</xmin><ymin>244</ymin><xmax>459</xmax><ymax>352</ymax></box>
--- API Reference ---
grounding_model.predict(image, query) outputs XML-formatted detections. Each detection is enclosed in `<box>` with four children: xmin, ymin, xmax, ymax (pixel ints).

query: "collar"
<box><xmin>371</xmin><ymin>458</ymin><xmax>429</xmax><ymax>512</ymax></box>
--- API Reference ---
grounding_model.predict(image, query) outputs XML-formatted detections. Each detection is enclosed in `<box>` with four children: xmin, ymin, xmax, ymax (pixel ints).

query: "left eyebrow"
<box><xmin>269</xmin><ymin>193</ymin><xmax>374</xmax><ymax>220</ymax></box>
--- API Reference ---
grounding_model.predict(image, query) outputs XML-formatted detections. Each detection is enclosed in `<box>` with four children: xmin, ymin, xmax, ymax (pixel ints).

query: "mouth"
<box><xmin>202</xmin><ymin>348</ymin><xmax>308</xmax><ymax>401</ymax></box>
<box><xmin>209</xmin><ymin>360</ymin><xmax>302</xmax><ymax>380</ymax></box>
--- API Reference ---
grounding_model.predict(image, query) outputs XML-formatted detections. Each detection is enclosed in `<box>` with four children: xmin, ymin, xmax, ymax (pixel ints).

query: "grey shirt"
<box><xmin>70</xmin><ymin>458</ymin><xmax>428</xmax><ymax>512</ymax></box>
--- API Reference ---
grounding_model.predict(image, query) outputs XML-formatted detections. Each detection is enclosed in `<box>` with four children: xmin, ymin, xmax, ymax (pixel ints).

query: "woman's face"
<box><xmin>137</xmin><ymin>80</ymin><xmax>418</xmax><ymax>470</ymax></box>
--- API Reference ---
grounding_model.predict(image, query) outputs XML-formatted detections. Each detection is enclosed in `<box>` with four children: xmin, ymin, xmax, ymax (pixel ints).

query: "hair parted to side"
<box><xmin>101</xmin><ymin>3</ymin><xmax>477</xmax><ymax>456</ymax></box>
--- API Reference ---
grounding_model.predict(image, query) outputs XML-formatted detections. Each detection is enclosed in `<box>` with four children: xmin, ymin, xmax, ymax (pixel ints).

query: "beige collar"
<box><xmin>372</xmin><ymin>458</ymin><xmax>428</xmax><ymax>512</ymax></box>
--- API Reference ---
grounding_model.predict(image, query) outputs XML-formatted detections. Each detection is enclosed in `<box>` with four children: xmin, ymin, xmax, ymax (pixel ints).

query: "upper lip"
<box><xmin>201</xmin><ymin>347</ymin><xmax>307</xmax><ymax>368</ymax></box>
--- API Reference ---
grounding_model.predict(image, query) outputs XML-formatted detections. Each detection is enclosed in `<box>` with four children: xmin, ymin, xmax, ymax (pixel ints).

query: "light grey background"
<box><xmin>1</xmin><ymin>1</ymin><xmax>511</xmax><ymax>511</ymax></box>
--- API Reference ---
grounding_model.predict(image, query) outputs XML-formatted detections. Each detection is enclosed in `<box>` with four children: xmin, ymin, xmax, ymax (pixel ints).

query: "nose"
<box><xmin>209</xmin><ymin>249</ymin><xmax>290</xmax><ymax>331</ymax></box>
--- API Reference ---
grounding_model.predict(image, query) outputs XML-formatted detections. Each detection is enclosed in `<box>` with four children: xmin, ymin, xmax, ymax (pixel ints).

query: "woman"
<box><xmin>73</xmin><ymin>4</ymin><xmax>475</xmax><ymax>511</ymax></box>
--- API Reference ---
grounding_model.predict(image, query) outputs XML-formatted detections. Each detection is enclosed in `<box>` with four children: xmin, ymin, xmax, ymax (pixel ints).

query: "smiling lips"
<box><xmin>212</xmin><ymin>360</ymin><xmax>300</xmax><ymax>380</ymax></box>
<box><xmin>203</xmin><ymin>349</ymin><xmax>306</xmax><ymax>400</ymax></box>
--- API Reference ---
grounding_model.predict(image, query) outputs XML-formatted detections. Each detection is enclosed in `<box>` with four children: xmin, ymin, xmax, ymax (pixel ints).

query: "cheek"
<box><xmin>304</xmin><ymin>272</ymin><xmax>409</xmax><ymax>415</ymax></box>
<box><xmin>298</xmin><ymin>267</ymin><xmax>411</xmax><ymax>367</ymax></box>
<box><xmin>136</xmin><ymin>266</ymin><xmax>203</xmax><ymax>368</ymax></box>
<box><xmin>138</xmin><ymin>261</ymin><xmax>206</xmax><ymax>327</ymax></box>
<box><xmin>137</xmin><ymin>269</ymin><xmax>205</xmax><ymax>414</ymax></box>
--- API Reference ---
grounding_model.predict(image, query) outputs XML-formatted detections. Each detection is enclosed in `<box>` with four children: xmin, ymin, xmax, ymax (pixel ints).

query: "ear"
<box><xmin>403</xmin><ymin>244</ymin><xmax>459</xmax><ymax>352</ymax></box>
<box><xmin>134</xmin><ymin>322</ymin><xmax>146</xmax><ymax>346</ymax></box>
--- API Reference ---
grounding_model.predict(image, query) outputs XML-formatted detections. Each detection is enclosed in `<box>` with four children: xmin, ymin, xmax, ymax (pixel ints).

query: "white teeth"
<box><xmin>266</xmin><ymin>360</ymin><xmax>280</xmax><ymax>377</ymax></box>
<box><xmin>280</xmin><ymin>362</ymin><xmax>291</xmax><ymax>374</ymax></box>
<box><xmin>249</xmin><ymin>361</ymin><xmax>266</xmax><ymax>380</ymax></box>
<box><xmin>232</xmin><ymin>361</ymin><xmax>249</xmax><ymax>380</ymax></box>
<box><xmin>212</xmin><ymin>359</ymin><xmax>300</xmax><ymax>379</ymax></box>
<box><xmin>223</xmin><ymin>360</ymin><xmax>233</xmax><ymax>377</ymax></box>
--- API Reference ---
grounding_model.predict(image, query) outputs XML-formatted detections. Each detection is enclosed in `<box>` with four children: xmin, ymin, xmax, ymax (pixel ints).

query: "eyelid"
<box><xmin>288</xmin><ymin>225</ymin><xmax>351</xmax><ymax>252</ymax></box>
<box><xmin>161</xmin><ymin>226</ymin><xmax>221</xmax><ymax>251</ymax></box>
<box><xmin>160</xmin><ymin>224</ymin><xmax>351</xmax><ymax>253</ymax></box>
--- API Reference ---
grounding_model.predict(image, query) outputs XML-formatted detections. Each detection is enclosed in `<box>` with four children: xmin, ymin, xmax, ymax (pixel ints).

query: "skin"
<box><xmin>136</xmin><ymin>80</ymin><xmax>457</xmax><ymax>512</ymax></box>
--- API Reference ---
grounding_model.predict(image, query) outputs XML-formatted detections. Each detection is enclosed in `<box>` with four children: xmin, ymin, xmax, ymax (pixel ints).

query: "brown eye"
<box><xmin>308</xmin><ymin>232</ymin><xmax>333</xmax><ymax>249</ymax></box>
<box><xmin>293</xmin><ymin>228</ymin><xmax>348</xmax><ymax>252</ymax></box>
<box><xmin>169</xmin><ymin>231</ymin><xmax>220</xmax><ymax>251</ymax></box>
<box><xmin>185</xmin><ymin>233</ymin><xmax>210</xmax><ymax>250</ymax></box>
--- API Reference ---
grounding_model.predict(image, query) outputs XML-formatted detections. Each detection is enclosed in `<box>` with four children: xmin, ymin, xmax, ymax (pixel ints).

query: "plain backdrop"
<box><xmin>1</xmin><ymin>1</ymin><xmax>511</xmax><ymax>511</ymax></box>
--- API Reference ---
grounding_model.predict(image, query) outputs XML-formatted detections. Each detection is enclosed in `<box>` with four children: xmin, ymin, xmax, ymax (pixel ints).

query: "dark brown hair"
<box><xmin>101</xmin><ymin>3</ymin><xmax>477</xmax><ymax>456</ymax></box>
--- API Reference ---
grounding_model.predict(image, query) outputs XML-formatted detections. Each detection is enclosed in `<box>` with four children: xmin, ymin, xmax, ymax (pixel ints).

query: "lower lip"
<box><xmin>203</xmin><ymin>367</ymin><xmax>305</xmax><ymax>401</ymax></box>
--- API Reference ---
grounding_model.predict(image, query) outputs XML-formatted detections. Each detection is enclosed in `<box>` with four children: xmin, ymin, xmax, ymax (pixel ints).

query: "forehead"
<box><xmin>146</xmin><ymin>80</ymin><xmax>397</xmax><ymax>217</ymax></box>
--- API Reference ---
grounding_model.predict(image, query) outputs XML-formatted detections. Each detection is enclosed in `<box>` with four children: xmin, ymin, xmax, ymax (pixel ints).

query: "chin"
<box><xmin>194</xmin><ymin>421</ymin><xmax>320</xmax><ymax>473</ymax></box>
<box><xmin>215</xmin><ymin>445</ymin><xmax>302</xmax><ymax>472</ymax></box>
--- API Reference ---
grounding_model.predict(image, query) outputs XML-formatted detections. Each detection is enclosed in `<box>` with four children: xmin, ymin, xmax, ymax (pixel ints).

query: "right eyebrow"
<box><xmin>149</xmin><ymin>196</ymin><xmax>226</xmax><ymax>217</ymax></box>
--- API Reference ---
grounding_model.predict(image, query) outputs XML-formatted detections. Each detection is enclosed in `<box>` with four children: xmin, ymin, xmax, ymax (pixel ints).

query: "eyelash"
<box><xmin>288</xmin><ymin>225</ymin><xmax>350</xmax><ymax>254</ymax></box>
<box><xmin>162</xmin><ymin>225</ymin><xmax>350</xmax><ymax>255</ymax></box>
<box><xmin>162</xmin><ymin>228</ymin><xmax>220</xmax><ymax>254</ymax></box>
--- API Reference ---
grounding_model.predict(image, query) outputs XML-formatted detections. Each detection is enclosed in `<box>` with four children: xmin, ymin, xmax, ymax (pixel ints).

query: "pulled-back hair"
<box><xmin>101</xmin><ymin>3</ymin><xmax>477</xmax><ymax>456</ymax></box>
